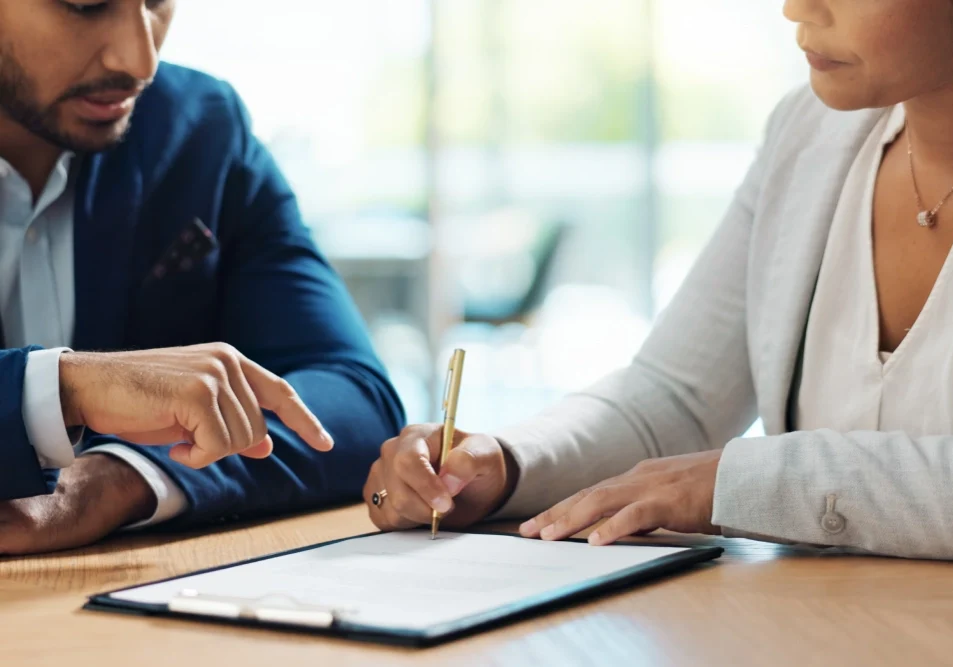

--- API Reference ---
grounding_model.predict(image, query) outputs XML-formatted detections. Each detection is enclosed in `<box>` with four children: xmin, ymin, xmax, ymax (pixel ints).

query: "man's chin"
<box><xmin>55</xmin><ymin>118</ymin><xmax>132</xmax><ymax>153</ymax></box>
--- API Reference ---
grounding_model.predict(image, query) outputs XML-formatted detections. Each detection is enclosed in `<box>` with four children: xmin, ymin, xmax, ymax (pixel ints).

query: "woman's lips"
<box><xmin>804</xmin><ymin>49</ymin><xmax>849</xmax><ymax>72</ymax></box>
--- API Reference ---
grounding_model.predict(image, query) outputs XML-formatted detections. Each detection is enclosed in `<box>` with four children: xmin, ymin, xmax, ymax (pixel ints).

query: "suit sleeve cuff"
<box><xmin>711</xmin><ymin>438</ymin><xmax>763</xmax><ymax>533</ymax></box>
<box><xmin>23</xmin><ymin>348</ymin><xmax>81</xmax><ymax>469</ymax></box>
<box><xmin>712</xmin><ymin>437</ymin><xmax>804</xmax><ymax>545</ymax></box>
<box><xmin>82</xmin><ymin>444</ymin><xmax>189</xmax><ymax>528</ymax></box>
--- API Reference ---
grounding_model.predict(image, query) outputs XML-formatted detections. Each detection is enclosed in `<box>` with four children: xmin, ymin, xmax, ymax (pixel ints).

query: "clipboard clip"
<box><xmin>168</xmin><ymin>590</ymin><xmax>346</xmax><ymax>629</ymax></box>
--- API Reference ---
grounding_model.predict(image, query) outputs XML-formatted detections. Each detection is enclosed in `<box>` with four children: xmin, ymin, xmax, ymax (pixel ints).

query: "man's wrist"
<box><xmin>78</xmin><ymin>454</ymin><xmax>157</xmax><ymax>526</ymax></box>
<box><xmin>59</xmin><ymin>351</ymin><xmax>92</xmax><ymax>428</ymax></box>
<box><xmin>85</xmin><ymin>445</ymin><xmax>189</xmax><ymax>528</ymax></box>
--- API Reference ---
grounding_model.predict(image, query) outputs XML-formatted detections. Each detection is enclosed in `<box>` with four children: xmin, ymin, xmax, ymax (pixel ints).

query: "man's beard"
<box><xmin>0</xmin><ymin>44</ymin><xmax>145</xmax><ymax>153</ymax></box>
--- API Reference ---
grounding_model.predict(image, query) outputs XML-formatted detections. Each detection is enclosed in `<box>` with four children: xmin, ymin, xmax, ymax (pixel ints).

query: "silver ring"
<box><xmin>372</xmin><ymin>489</ymin><xmax>388</xmax><ymax>508</ymax></box>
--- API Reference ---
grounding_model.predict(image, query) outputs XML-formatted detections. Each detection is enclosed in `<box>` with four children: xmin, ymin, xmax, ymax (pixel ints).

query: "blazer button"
<box><xmin>821</xmin><ymin>511</ymin><xmax>846</xmax><ymax>534</ymax></box>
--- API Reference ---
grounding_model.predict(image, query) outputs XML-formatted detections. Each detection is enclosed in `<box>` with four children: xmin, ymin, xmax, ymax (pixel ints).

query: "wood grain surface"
<box><xmin>3</xmin><ymin>504</ymin><xmax>951</xmax><ymax>667</ymax></box>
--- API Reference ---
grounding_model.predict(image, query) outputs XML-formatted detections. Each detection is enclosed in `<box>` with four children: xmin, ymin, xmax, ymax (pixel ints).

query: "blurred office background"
<box><xmin>162</xmin><ymin>1</ymin><xmax>805</xmax><ymax>432</ymax></box>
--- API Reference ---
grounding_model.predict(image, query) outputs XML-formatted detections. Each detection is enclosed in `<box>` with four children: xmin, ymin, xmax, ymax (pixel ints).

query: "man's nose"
<box><xmin>99</xmin><ymin>5</ymin><xmax>160</xmax><ymax>83</ymax></box>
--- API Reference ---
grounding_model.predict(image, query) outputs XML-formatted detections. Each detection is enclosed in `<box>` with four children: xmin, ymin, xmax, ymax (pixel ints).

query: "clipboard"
<box><xmin>85</xmin><ymin>531</ymin><xmax>723</xmax><ymax>647</ymax></box>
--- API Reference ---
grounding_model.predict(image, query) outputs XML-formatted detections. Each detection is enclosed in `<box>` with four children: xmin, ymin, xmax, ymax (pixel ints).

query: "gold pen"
<box><xmin>431</xmin><ymin>349</ymin><xmax>466</xmax><ymax>540</ymax></box>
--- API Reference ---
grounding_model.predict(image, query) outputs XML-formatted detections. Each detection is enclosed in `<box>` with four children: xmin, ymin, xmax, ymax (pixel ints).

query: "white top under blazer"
<box><xmin>796</xmin><ymin>105</ymin><xmax>953</xmax><ymax>436</ymax></box>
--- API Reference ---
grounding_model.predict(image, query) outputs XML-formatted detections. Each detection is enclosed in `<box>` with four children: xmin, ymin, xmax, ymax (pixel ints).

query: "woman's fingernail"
<box><xmin>432</xmin><ymin>495</ymin><xmax>453</xmax><ymax>514</ymax></box>
<box><xmin>323</xmin><ymin>431</ymin><xmax>335</xmax><ymax>448</ymax></box>
<box><xmin>442</xmin><ymin>474</ymin><xmax>465</xmax><ymax>496</ymax></box>
<box><xmin>589</xmin><ymin>531</ymin><xmax>601</xmax><ymax>545</ymax></box>
<box><xmin>520</xmin><ymin>519</ymin><xmax>538</xmax><ymax>535</ymax></box>
<box><xmin>540</xmin><ymin>525</ymin><xmax>555</xmax><ymax>540</ymax></box>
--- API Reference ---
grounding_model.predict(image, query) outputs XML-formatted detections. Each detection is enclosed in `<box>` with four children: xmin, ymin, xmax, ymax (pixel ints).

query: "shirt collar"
<box><xmin>0</xmin><ymin>151</ymin><xmax>74</xmax><ymax>180</ymax></box>
<box><xmin>0</xmin><ymin>151</ymin><xmax>76</xmax><ymax>222</ymax></box>
<box><xmin>881</xmin><ymin>104</ymin><xmax>906</xmax><ymax>148</ymax></box>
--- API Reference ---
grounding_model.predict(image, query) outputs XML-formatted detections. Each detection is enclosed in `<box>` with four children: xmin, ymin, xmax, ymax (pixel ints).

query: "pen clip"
<box><xmin>169</xmin><ymin>590</ymin><xmax>348</xmax><ymax>629</ymax></box>
<box><xmin>441</xmin><ymin>350</ymin><xmax>465</xmax><ymax>420</ymax></box>
<box><xmin>441</xmin><ymin>365</ymin><xmax>453</xmax><ymax>415</ymax></box>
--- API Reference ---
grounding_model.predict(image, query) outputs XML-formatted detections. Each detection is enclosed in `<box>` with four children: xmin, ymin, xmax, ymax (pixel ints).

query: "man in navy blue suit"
<box><xmin>0</xmin><ymin>0</ymin><xmax>404</xmax><ymax>554</ymax></box>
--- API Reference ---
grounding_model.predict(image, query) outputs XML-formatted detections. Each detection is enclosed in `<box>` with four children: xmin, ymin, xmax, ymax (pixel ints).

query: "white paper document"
<box><xmin>109</xmin><ymin>532</ymin><xmax>689</xmax><ymax>631</ymax></box>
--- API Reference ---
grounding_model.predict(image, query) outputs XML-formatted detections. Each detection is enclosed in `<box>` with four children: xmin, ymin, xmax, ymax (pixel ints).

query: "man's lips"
<box><xmin>69</xmin><ymin>90</ymin><xmax>139</xmax><ymax>122</ymax></box>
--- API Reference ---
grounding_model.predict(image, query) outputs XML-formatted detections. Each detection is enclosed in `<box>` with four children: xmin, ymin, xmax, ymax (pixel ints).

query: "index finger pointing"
<box><xmin>240</xmin><ymin>358</ymin><xmax>334</xmax><ymax>452</ymax></box>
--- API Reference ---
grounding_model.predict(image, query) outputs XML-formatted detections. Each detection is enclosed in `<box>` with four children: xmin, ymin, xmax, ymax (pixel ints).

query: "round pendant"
<box><xmin>918</xmin><ymin>210</ymin><xmax>936</xmax><ymax>228</ymax></box>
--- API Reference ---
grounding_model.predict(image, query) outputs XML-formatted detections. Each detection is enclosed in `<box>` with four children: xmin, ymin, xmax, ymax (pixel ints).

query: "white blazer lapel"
<box><xmin>757</xmin><ymin>108</ymin><xmax>885</xmax><ymax>434</ymax></box>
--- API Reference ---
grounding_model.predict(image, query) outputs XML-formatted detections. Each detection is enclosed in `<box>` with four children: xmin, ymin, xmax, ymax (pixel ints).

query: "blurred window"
<box><xmin>163</xmin><ymin>1</ymin><xmax>804</xmax><ymax>429</ymax></box>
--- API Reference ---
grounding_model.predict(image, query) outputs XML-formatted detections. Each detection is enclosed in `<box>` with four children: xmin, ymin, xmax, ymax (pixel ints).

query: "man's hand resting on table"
<box><xmin>0</xmin><ymin>454</ymin><xmax>155</xmax><ymax>555</ymax></box>
<box><xmin>59</xmin><ymin>343</ymin><xmax>335</xmax><ymax>468</ymax></box>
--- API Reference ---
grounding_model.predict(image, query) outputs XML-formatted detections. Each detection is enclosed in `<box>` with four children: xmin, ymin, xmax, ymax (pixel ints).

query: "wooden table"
<box><xmin>4</xmin><ymin>505</ymin><xmax>953</xmax><ymax>667</ymax></box>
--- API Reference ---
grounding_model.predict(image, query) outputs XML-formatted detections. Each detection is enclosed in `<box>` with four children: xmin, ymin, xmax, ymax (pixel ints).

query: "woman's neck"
<box><xmin>903</xmin><ymin>86</ymin><xmax>953</xmax><ymax>168</ymax></box>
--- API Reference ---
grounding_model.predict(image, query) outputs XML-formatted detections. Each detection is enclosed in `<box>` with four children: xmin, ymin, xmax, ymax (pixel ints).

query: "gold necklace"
<box><xmin>907</xmin><ymin>131</ymin><xmax>953</xmax><ymax>228</ymax></box>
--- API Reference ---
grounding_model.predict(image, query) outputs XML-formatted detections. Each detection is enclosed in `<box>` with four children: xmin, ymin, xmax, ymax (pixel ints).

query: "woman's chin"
<box><xmin>809</xmin><ymin>76</ymin><xmax>871</xmax><ymax>112</ymax></box>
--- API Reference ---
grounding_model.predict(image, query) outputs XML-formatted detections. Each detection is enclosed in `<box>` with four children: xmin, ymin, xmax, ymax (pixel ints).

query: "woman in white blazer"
<box><xmin>363</xmin><ymin>0</ymin><xmax>953</xmax><ymax>559</ymax></box>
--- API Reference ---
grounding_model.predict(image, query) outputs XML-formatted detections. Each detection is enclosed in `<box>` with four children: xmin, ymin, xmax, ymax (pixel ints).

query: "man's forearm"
<box><xmin>81</xmin><ymin>444</ymin><xmax>188</xmax><ymax>527</ymax></box>
<box><xmin>0</xmin><ymin>454</ymin><xmax>156</xmax><ymax>556</ymax></box>
<box><xmin>77</xmin><ymin>454</ymin><xmax>158</xmax><ymax>527</ymax></box>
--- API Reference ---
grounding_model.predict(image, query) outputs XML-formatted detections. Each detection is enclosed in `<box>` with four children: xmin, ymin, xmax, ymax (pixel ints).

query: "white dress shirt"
<box><xmin>0</xmin><ymin>154</ymin><xmax>187</xmax><ymax>526</ymax></box>
<box><xmin>797</xmin><ymin>104</ymin><xmax>953</xmax><ymax>435</ymax></box>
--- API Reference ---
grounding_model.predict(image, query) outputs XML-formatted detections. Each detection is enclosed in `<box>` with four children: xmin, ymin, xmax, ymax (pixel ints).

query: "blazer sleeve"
<box><xmin>81</xmin><ymin>89</ymin><xmax>405</xmax><ymax>529</ymax></box>
<box><xmin>0</xmin><ymin>346</ymin><xmax>60</xmax><ymax>500</ymax></box>
<box><xmin>712</xmin><ymin>430</ymin><xmax>953</xmax><ymax>559</ymax></box>
<box><xmin>493</xmin><ymin>91</ymin><xmax>801</xmax><ymax>519</ymax></box>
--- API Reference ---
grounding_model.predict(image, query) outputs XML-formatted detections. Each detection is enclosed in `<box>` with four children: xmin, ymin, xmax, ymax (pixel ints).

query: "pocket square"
<box><xmin>146</xmin><ymin>218</ymin><xmax>219</xmax><ymax>284</ymax></box>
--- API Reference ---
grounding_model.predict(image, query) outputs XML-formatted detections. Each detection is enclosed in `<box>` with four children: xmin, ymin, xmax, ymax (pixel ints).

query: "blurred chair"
<box><xmin>445</xmin><ymin>208</ymin><xmax>567</xmax><ymax>325</ymax></box>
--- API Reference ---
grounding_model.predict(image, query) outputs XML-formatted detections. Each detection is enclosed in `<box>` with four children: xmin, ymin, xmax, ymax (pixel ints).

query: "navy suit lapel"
<box><xmin>72</xmin><ymin>145</ymin><xmax>144</xmax><ymax>351</ymax></box>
